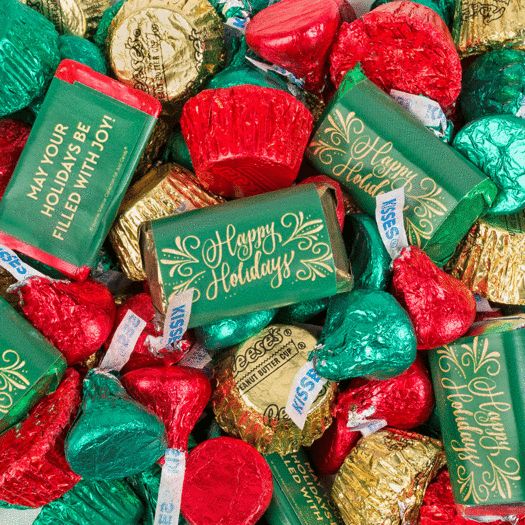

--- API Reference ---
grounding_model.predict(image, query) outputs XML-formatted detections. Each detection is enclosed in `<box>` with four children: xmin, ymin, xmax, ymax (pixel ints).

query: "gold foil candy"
<box><xmin>107</xmin><ymin>0</ymin><xmax>224</xmax><ymax>111</ymax></box>
<box><xmin>212</xmin><ymin>324</ymin><xmax>336</xmax><ymax>455</ymax></box>
<box><xmin>22</xmin><ymin>0</ymin><xmax>112</xmax><ymax>37</ymax></box>
<box><xmin>109</xmin><ymin>163</ymin><xmax>222</xmax><ymax>281</ymax></box>
<box><xmin>0</xmin><ymin>268</ymin><xmax>18</xmax><ymax>309</ymax></box>
<box><xmin>332</xmin><ymin>429</ymin><xmax>445</xmax><ymax>525</ymax></box>
<box><xmin>449</xmin><ymin>211</ymin><xmax>525</xmax><ymax>305</ymax></box>
<box><xmin>133</xmin><ymin>118</ymin><xmax>171</xmax><ymax>181</ymax></box>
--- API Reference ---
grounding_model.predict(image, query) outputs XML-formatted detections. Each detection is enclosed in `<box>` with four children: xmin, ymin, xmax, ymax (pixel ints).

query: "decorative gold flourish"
<box><xmin>437</xmin><ymin>343</ymin><xmax>467</xmax><ymax>378</ymax></box>
<box><xmin>296</xmin><ymin>243</ymin><xmax>334</xmax><ymax>282</ymax></box>
<box><xmin>460</xmin><ymin>337</ymin><xmax>501</xmax><ymax>376</ymax></box>
<box><xmin>281</xmin><ymin>212</ymin><xmax>325</xmax><ymax>251</ymax></box>
<box><xmin>484</xmin><ymin>456</ymin><xmax>521</xmax><ymax>500</ymax></box>
<box><xmin>0</xmin><ymin>349</ymin><xmax>29</xmax><ymax>415</ymax></box>
<box><xmin>160</xmin><ymin>235</ymin><xmax>201</xmax><ymax>278</ymax></box>
<box><xmin>457</xmin><ymin>466</ymin><xmax>489</xmax><ymax>504</ymax></box>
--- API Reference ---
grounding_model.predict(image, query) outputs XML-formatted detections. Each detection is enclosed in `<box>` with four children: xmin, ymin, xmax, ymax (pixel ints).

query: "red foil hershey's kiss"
<box><xmin>309</xmin><ymin>356</ymin><xmax>434</xmax><ymax>475</ymax></box>
<box><xmin>0</xmin><ymin>369</ymin><xmax>82</xmax><ymax>507</ymax></box>
<box><xmin>181</xmin><ymin>85</ymin><xmax>313</xmax><ymax>199</ymax></box>
<box><xmin>392</xmin><ymin>247</ymin><xmax>476</xmax><ymax>350</ymax></box>
<box><xmin>181</xmin><ymin>437</ymin><xmax>273</xmax><ymax>525</ymax></box>
<box><xmin>19</xmin><ymin>277</ymin><xmax>116</xmax><ymax>365</ymax></box>
<box><xmin>330</xmin><ymin>1</ymin><xmax>461</xmax><ymax>111</ymax></box>
<box><xmin>121</xmin><ymin>365</ymin><xmax>211</xmax><ymax>450</ymax></box>
<box><xmin>0</xmin><ymin>119</ymin><xmax>30</xmax><ymax>199</ymax></box>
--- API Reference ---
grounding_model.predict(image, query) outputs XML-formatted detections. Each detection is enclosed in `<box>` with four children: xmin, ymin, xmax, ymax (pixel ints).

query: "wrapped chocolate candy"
<box><xmin>314</xmin><ymin>289</ymin><xmax>417</xmax><ymax>380</ymax></box>
<box><xmin>141</xmin><ymin>184</ymin><xmax>353</xmax><ymax>327</ymax></box>
<box><xmin>213</xmin><ymin>324</ymin><xmax>336</xmax><ymax>454</ymax></box>
<box><xmin>453</xmin><ymin>115</ymin><xmax>525</xmax><ymax>215</ymax></box>
<box><xmin>449</xmin><ymin>211</ymin><xmax>525</xmax><ymax>305</ymax></box>
<box><xmin>460</xmin><ymin>49</ymin><xmax>525</xmax><ymax>122</ymax></box>
<box><xmin>453</xmin><ymin>0</ymin><xmax>525</xmax><ymax>56</ymax></box>
<box><xmin>0</xmin><ymin>297</ymin><xmax>66</xmax><ymax>432</ymax></box>
<box><xmin>0</xmin><ymin>60</ymin><xmax>161</xmax><ymax>279</ymax></box>
<box><xmin>0</xmin><ymin>369</ymin><xmax>81</xmax><ymax>507</ymax></box>
<box><xmin>277</xmin><ymin>298</ymin><xmax>328</xmax><ymax>324</ymax></box>
<box><xmin>58</xmin><ymin>35</ymin><xmax>107</xmax><ymax>74</ymax></box>
<box><xmin>93</xmin><ymin>0</ymin><xmax>124</xmax><ymax>49</ymax></box>
<box><xmin>181</xmin><ymin>85</ymin><xmax>313</xmax><ymax>198</ymax></box>
<box><xmin>331</xmin><ymin>429</ymin><xmax>445</xmax><ymax>525</ymax></box>
<box><xmin>309</xmin><ymin>356</ymin><xmax>434</xmax><ymax>475</ymax></box>
<box><xmin>34</xmin><ymin>479</ymin><xmax>144</xmax><ymax>525</ymax></box>
<box><xmin>110</xmin><ymin>163</ymin><xmax>222</xmax><ymax>282</ymax></box>
<box><xmin>107</xmin><ymin>0</ymin><xmax>224</xmax><ymax>112</ymax></box>
<box><xmin>1</xmin><ymin>0</ymin><xmax>59</xmax><ymax>117</ymax></box>
<box><xmin>165</xmin><ymin>129</ymin><xmax>194</xmax><ymax>172</ymax></box>
<box><xmin>127</xmin><ymin>464</ymin><xmax>161</xmax><ymax>525</ymax></box>
<box><xmin>371</xmin><ymin>0</ymin><xmax>451</xmax><ymax>26</ymax></box>
<box><xmin>0</xmin><ymin>119</ymin><xmax>31</xmax><ymax>198</ymax></box>
<box><xmin>330</xmin><ymin>1</ymin><xmax>461</xmax><ymax>111</ymax></box>
<box><xmin>181</xmin><ymin>437</ymin><xmax>273</xmax><ymax>525</ymax></box>
<box><xmin>308</xmin><ymin>66</ymin><xmax>498</xmax><ymax>266</ymax></box>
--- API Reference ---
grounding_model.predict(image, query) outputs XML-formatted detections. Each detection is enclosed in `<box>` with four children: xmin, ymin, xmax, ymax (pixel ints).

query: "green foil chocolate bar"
<box><xmin>0</xmin><ymin>298</ymin><xmax>66</xmax><ymax>433</ymax></box>
<box><xmin>0</xmin><ymin>59</ymin><xmax>161</xmax><ymax>280</ymax></box>
<box><xmin>141</xmin><ymin>184</ymin><xmax>353</xmax><ymax>328</ymax></box>
<box><xmin>307</xmin><ymin>66</ymin><xmax>498</xmax><ymax>266</ymax></box>
<box><xmin>265</xmin><ymin>449</ymin><xmax>344</xmax><ymax>525</ymax></box>
<box><xmin>429</xmin><ymin>323</ymin><xmax>525</xmax><ymax>519</ymax></box>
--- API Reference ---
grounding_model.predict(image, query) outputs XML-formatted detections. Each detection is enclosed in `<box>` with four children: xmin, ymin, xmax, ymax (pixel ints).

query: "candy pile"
<box><xmin>0</xmin><ymin>0</ymin><xmax>524</xmax><ymax>524</ymax></box>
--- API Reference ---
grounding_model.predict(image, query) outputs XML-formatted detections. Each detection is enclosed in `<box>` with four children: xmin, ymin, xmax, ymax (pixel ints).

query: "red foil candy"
<box><xmin>112</xmin><ymin>293</ymin><xmax>193</xmax><ymax>374</ymax></box>
<box><xmin>181</xmin><ymin>437</ymin><xmax>273</xmax><ymax>525</ymax></box>
<box><xmin>245</xmin><ymin>0</ymin><xmax>346</xmax><ymax>92</ymax></box>
<box><xmin>309</xmin><ymin>356</ymin><xmax>434</xmax><ymax>475</ymax></box>
<box><xmin>300</xmin><ymin>175</ymin><xmax>346</xmax><ymax>229</ymax></box>
<box><xmin>19</xmin><ymin>277</ymin><xmax>116</xmax><ymax>365</ymax></box>
<box><xmin>392</xmin><ymin>247</ymin><xmax>476</xmax><ymax>350</ymax></box>
<box><xmin>181</xmin><ymin>85</ymin><xmax>313</xmax><ymax>199</ymax></box>
<box><xmin>329</xmin><ymin>1</ymin><xmax>462</xmax><ymax>111</ymax></box>
<box><xmin>0</xmin><ymin>119</ymin><xmax>30</xmax><ymax>198</ymax></box>
<box><xmin>0</xmin><ymin>369</ymin><xmax>81</xmax><ymax>507</ymax></box>
<box><xmin>121</xmin><ymin>365</ymin><xmax>211</xmax><ymax>451</ymax></box>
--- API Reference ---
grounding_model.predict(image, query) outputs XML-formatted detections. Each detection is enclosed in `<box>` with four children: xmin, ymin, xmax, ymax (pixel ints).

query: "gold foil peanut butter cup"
<box><xmin>212</xmin><ymin>324</ymin><xmax>336</xmax><ymax>456</ymax></box>
<box><xmin>109</xmin><ymin>163</ymin><xmax>222</xmax><ymax>281</ymax></box>
<box><xmin>449</xmin><ymin>211</ymin><xmax>525</xmax><ymax>305</ymax></box>
<box><xmin>22</xmin><ymin>0</ymin><xmax>112</xmax><ymax>37</ymax></box>
<box><xmin>332</xmin><ymin>429</ymin><xmax>445</xmax><ymax>525</ymax></box>
<box><xmin>107</xmin><ymin>0</ymin><xmax>224</xmax><ymax>112</ymax></box>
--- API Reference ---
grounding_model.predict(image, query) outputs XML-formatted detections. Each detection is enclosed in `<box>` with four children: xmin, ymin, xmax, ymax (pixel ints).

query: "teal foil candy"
<box><xmin>65</xmin><ymin>370</ymin><xmax>166</xmax><ymax>480</ymax></box>
<box><xmin>344</xmin><ymin>214</ymin><xmax>391</xmax><ymax>290</ymax></box>
<box><xmin>453</xmin><ymin>115</ymin><xmax>525</xmax><ymax>215</ymax></box>
<box><xmin>277</xmin><ymin>298</ymin><xmax>329</xmax><ymax>323</ymax></box>
<box><xmin>461</xmin><ymin>49</ymin><xmax>525</xmax><ymax>123</ymax></box>
<box><xmin>0</xmin><ymin>0</ymin><xmax>60</xmax><ymax>117</ymax></box>
<box><xmin>58</xmin><ymin>36</ymin><xmax>107</xmax><ymax>74</ymax></box>
<box><xmin>127</xmin><ymin>465</ymin><xmax>161</xmax><ymax>525</ymax></box>
<box><xmin>165</xmin><ymin>129</ymin><xmax>194</xmax><ymax>171</ymax></box>
<box><xmin>314</xmin><ymin>289</ymin><xmax>417</xmax><ymax>381</ymax></box>
<box><xmin>34</xmin><ymin>479</ymin><xmax>144</xmax><ymax>525</ymax></box>
<box><xmin>93</xmin><ymin>0</ymin><xmax>125</xmax><ymax>49</ymax></box>
<box><xmin>196</xmin><ymin>308</ymin><xmax>277</xmax><ymax>350</ymax></box>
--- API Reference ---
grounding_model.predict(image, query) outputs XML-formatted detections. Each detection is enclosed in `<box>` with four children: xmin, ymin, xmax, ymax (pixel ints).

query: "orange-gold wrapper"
<box><xmin>453</xmin><ymin>0</ymin><xmax>525</xmax><ymax>57</ymax></box>
<box><xmin>448</xmin><ymin>211</ymin><xmax>525</xmax><ymax>305</ymax></box>
<box><xmin>332</xmin><ymin>429</ymin><xmax>445</xmax><ymax>525</ymax></box>
<box><xmin>21</xmin><ymin>0</ymin><xmax>111</xmax><ymax>37</ymax></box>
<box><xmin>0</xmin><ymin>268</ymin><xmax>18</xmax><ymax>308</ymax></box>
<box><xmin>109</xmin><ymin>163</ymin><xmax>222</xmax><ymax>281</ymax></box>
<box><xmin>212</xmin><ymin>324</ymin><xmax>336</xmax><ymax>456</ymax></box>
<box><xmin>107</xmin><ymin>0</ymin><xmax>224</xmax><ymax>113</ymax></box>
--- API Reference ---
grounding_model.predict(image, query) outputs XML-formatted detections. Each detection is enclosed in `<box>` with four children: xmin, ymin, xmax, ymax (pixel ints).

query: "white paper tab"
<box><xmin>179</xmin><ymin>342</ymin><xmax>212</xmax><ymax>369</ymax></box>
<box><xmin>245</xmin><ymin>56</ymin><xmax>305</xmax><ymax>88</ymax></box>
<box><xmin>285</xmin><ymin>361</ymin><xmax>327</xmax><ymax>430</ymax></box>
<box><xmin>375</xmin><ymin>187</ymin><xmax>409</xmax><ymax>259</ymax></box>
<box><xmin>0</xmin><ymin>245</ymin><xmax>44</xmax><ymax>282</ymax></box>
<box><xmin>516</xmin><ymin>97</ymin><xmax>525</xmax><ymax>119</ymax></box>
<box><xmin>100</xmin><ymin>310</ymin><xmax>146</xmax><ymax>371</ymax></box>
<box><xmin>347</xmin><ymin>406</ymin><xmax>387</xmax><ymax>437</ymax></box>
<box><xmin>162</xmin><ymin>288</ymin><xmax>194</xmax><ymax>350</ymax></box>
<box><xmin>474</xmin><ymin>294</ymin><xmax>499</xmax><ymax>313</ymax></box>
<box><xmin>154</xmin><ymin>448</ymin><xmax>186</xmax><ymax>525</ymax></box>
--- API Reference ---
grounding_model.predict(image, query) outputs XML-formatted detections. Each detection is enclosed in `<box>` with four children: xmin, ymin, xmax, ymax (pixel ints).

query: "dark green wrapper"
<box><xmin>58</xmin><ymin>36</ymin><xmax>107</xmax><ymax>74</ymax></box>
<box><xmin>277</xmin><ymin>298</ymin><xmax>329</xmax><ymax>324</ymax></box>
<box><xmin>164</xmin><ymin>129</ymin><xmax>194</xmax><ymax>171</ymax></box>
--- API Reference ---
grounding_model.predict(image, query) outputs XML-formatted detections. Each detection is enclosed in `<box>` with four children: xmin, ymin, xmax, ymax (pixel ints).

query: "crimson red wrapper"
<box><xmin>330</xmin><ymin>1</ymin><xmax>461</xmax><ymax>111</ymax></box>
<box><xmin>392</xmin><ymin>247</ymin><xmax>476</xmax><ymax>350</ymax></box>
<box><xmin>111</xmin><ymin>293</ymin><xmax>193</xmax><ymax>374</ymax></box>
<box><xmin>299</xmin><ymin>175</ymin><xmax>345</xmax><ymax>229</ymax></box>
<box><xmin>181</xmin><ymin>437</ymin><xmax>273</xmax><ymax>525</ymax></box>
<box><xmin>181</xmin><ymin>85</ymin><xmax>313</xmax><ymax>199</ymax></box>
<box><xmin>0</xmin><ymin>369</ymin><xmax>81</xmax><ymax>507</ymax></box>
<box><xmin>18</xmin><ymin>277</ymin><xmax>116</xmax><ymax>365</ymax></box>
<box><xmin>0</xmin><ymin>119</ymin><xmax>30</xmax><ymax>199</ymax></box>
<box><xmin>309</xmin><ymin>356</ymin><xmax>434</xmax><ymax>475</ymax></box>
<box><xmin>121</xmin><ymin>365</ymin><xmax>211</xmax><ymax>451</ymax></box>
<box><xmin>245</xmin><ymin>0</ymin><xmax>346</xmax><ymax>92</ymax></box>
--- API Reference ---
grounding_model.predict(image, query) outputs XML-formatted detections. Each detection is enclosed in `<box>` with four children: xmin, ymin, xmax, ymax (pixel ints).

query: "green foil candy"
<box><xmin>314</xmin><ymin>289</ymin><xmax>417</xmax><ymax>381</ymax></box>
<box><xmin>65</xmin><ymin>370</ymin><xmax>167</xmax><ymax>480</ymax></box>
<box><xmin>461</xmin><ymin>49</ymin><xmax>525</xmax><ymax>123</ymax></box>
<box><xmin>34</xmin><ymin>479</ymin><xmax>144</xmax><ymax>525</ymax></box>
<box><xmin>453</xmin><ymin>115</ymin><xmax>525</xmax><ymax>215</ymax></box>
<box><xmin>127</xmin><ymin>464</ymin><xmax>160</xmax><ymax>525</ymax></box>
<box><xmin>344</xmin><ymin>213</ymin><xmax>391</xmax><ymax>290</ymax></box>
<box><xmin>93</xmin><ymin>0</ymin><xmax>125</xmax><ymax>49</ymax></box>
<box><xmin>0</xmin><ymin>0</ymin><xmax>60</xmax><ymax>117</ymax></box>
<box><xmin>58</xmin><ymin>36</ymin><xmax>107</xmax><ymax>74</ymax></box>
<box><xmin>165</xmin><ymin>129</ymin><xmax>193</xmax><ymax>171</ymax></box>
<box><xmin>196</xmin><ymin>308</ymin><xmax>277</xmax><ymax>350</ymax></box>
<box><xmin>277</xmin><ymin>298</ymin><xmax>329</xmax><ymax>324</ymax></box>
